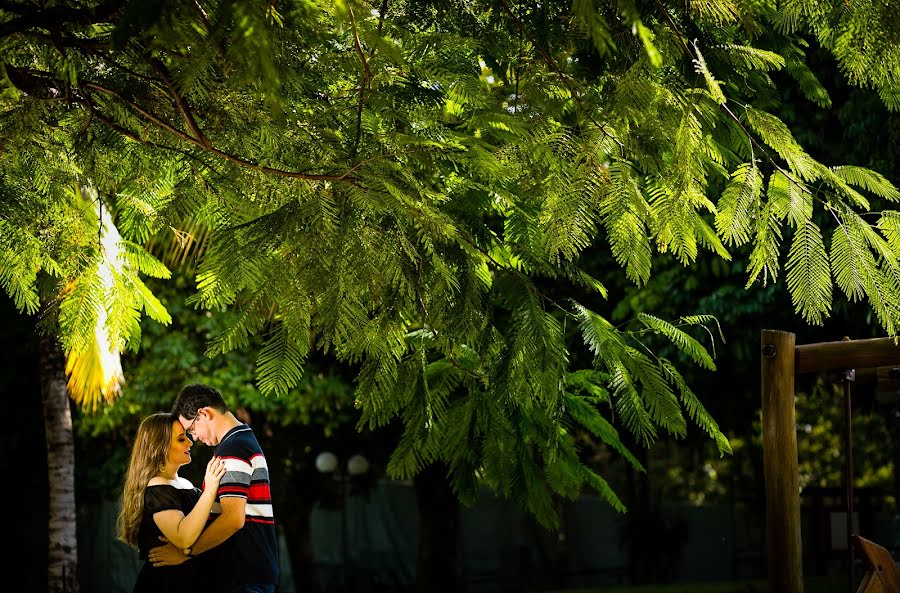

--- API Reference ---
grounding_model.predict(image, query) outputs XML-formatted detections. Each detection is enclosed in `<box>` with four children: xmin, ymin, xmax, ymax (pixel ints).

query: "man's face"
<box><xmin>179</xmin><ymin>408</ymin><xmax>216</xmax><ymax>446</ymax></box>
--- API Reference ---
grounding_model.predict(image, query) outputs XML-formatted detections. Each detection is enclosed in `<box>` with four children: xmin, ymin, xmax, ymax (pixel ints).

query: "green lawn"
<box><xmin>536</xmin><ymin>576</ymin><xmax>848</xmax><ymax>593</ymax></box>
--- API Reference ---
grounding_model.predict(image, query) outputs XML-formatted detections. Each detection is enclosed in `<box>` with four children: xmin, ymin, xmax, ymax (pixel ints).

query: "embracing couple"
<box><xmin>116</xmin><ymin>383</ymin><xmax>279</xmax><ymax>593</ymax></box>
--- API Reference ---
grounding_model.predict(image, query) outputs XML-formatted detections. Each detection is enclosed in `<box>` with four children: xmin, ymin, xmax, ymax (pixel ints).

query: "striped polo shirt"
<box><xmin>212</xmin><ymin>424</ymin><xmax>279</xmax><ymax>586</ymax></box>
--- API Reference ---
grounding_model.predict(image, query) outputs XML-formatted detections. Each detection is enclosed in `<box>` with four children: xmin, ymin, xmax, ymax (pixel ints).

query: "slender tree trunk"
<box><xmin>40</xmin><ymin>328</ymin><xmax>78</xmax><ymax>593</ymax></box>
<box><xmin>414</xmin><ymin>463</ymin><xmax>462</xmax><ymax>593</ymax></box>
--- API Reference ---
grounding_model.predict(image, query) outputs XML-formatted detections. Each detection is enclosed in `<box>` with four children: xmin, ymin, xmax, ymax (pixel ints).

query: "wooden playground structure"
<box><xmin>760</xmin><ymin>330</ymin><xmax>900</xmax><ymax>593</ymax></box>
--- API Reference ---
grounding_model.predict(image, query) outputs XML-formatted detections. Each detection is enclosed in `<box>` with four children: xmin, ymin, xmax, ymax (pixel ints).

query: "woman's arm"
<box><xmin>148</xmin><ymin>496</ymin><xmax>245</xmax><ymax>567</ymax></box>
<box><xmin>151</xmin><ymin>457</ymin><xmax>226</xmax><ymax>549</ymax></box>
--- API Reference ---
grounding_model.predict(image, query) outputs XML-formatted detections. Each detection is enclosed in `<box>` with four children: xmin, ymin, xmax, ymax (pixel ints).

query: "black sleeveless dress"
<box><xmin>132</xmin><ymin>484</ymin><xmax>209</xmax><ymax>593</ymax></box>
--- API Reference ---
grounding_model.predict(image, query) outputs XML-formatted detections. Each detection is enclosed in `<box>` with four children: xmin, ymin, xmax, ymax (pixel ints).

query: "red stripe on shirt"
<box><xmin>249</xmin><ymin>483</ymin><xmax>271</xmax><ymax>501</ymax></box>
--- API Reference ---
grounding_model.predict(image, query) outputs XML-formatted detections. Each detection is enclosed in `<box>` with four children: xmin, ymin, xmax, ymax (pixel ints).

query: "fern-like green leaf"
<box><xmin>256</xmin><ymin>323</ymin><xmax>307</xmax><ymax>396</ymax></box>
<box><xmin>134</xmin><ymin>278</ymin><xmax>172</xmax><ymax>325</ymax></box>
<box><xmin>571</xmin><ymin>0</ymin><xmax>616</xmax><ymax>56</ymax></box>
<box><xmin>833</xmin><ymin>166</ymin><xmax>900</xmax><ymax>202</ymax></box>
<box><xmin>877</xmin><ymin>211</ymin><xmax>900</xmax><ymax>254</ymax></box>
<box><xmin>610</xmin><ymin>361</ymin><xmax>657</xmax><ymax>446</ymax></box>
<box><xmin>716</xmin><ymin>162</ymin><xmax>762</xmax><ymax>247</ymax></box>
<box><xmin>660</xmin><ymin>359</ymin><xmax>732</xmax><ymax>455</ymax></box>
<box><xmin>637</xmin><ymin>313</ymin><xmax>716</xmax><ymax>370</ymax></box>
<box><xmin>785</xmin><ymin>220</ymin><xmax>832</xmax><ymax>324</ymax></box>
<box><xmin>0</xmin><ymin>220</ymin><xmax>43</xmax><ymax>314</ymax></box>
<box><xmin>745</xmin><ymin>199</ymin><xmax>783</xmax><ymax>288</ymax></box>
<box><xmin>122</xmin><ymin>241</ymin><xmax>172</xmax><ymax>279</ymax></box>
<box><xmin>690</xmin><ymin>0</ymin><xmax>739</xmax><ymax>25</ymax></box>
<box><xmin>715</xmin><ymin>44</ymin><xmax>785</xmax><ymax>71</ymax></box>
<box><xmin>601</xmin><ymin>161</ymin><xmax>653</xmax><ymax>285</ymax></box>
<box><xmin>564</xmin><ymin>392</ymin><xmax>644</xmax><ymax>470</ymax></box>
<box><xmin>830</xmin><ymin>215</ymin><xmax>874</xmax><ymax>302</ymax></box>
<box><xmin>743</xmin><ymin>107</ymin><xmax>816</xmax><ymax>179</ymax></box>
<box><xmin>767</xmin><ymin>170</ymin><xmax>812</xmax><ymax>228</ymax></box>
<box><xmin>580</xmin><ymin>466</ymin><xmax>627</xmax><ymax>512</ymax></box>
<box><xmin>627</xmin><ymin>348</ymin><xmax>687</xmax><ymax>437</ymax></box>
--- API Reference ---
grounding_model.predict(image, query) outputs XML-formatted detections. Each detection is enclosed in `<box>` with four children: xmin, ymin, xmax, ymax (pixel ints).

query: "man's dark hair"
<box><xmin>172</xmin><ymin>383</ymin><xmax>228</xmax><ymax>419</ymax></box>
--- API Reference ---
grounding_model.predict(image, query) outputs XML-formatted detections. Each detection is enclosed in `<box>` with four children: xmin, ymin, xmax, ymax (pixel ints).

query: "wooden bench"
<box><xmin>852</xmin><ymin>534</ymin><xmax>900</xmax><ymax>592</ymax></box>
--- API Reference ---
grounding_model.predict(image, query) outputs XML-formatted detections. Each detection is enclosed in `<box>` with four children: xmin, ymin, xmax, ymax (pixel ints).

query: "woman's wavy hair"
<box><xmin>116</xmin><ymin>413</ymin><xmax>177</xmax><ymax>548</ymax></box>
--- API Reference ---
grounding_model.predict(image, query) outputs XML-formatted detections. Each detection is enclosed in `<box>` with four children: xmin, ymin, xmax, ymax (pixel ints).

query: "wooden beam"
<box><xmin>875</xmin><ymin>366</ymin><xmax>900</xmax><ymax>404</ymax></box>
<box><xmin>795</xmin><ymin>336</ymin><xmax>900</xmax><ymax>374</ymax></box>
<box><xmin>761</xmin><ymin>330</ymin><xmax>804</xmax><ymax>593</ymax></box>
<box><xmin>815</xmin><ymin>366</ymin><xmax>900</xmax><ymax>393</ymax></box>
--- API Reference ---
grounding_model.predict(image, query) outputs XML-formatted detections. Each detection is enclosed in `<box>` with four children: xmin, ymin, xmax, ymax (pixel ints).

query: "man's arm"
<box><xmin>188</xmin><ymin>496</ymin><xmax>245</xmax><ymax>555</ymax></box>
<box><xmin>148</xmin><ymin>497</ymin><xmax>246</xmax><ymax>566</ymax></box>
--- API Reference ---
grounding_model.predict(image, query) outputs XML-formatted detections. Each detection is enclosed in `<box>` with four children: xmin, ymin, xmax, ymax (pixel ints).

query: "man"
<box><xmin>148</xmin><ymin>383</ymin><xmax>279</xmax><ymax>593</ymax></box>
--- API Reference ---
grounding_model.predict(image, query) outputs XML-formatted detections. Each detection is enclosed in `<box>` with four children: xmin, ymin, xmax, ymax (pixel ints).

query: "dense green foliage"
<box><xmin>4</xmin><ymin>0</ymin><xmax>900</xmax><ymax>527</ymax></box>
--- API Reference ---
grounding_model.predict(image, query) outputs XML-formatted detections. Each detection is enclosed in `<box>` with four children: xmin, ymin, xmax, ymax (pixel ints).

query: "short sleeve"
<box><xmin>218</xmin><ymin>457</ymin><xmax>252</xmax><ymax>499</ymax></box>
<box><xmin>145</xmin><ymin>486</ymin><xmax>183</xmax><ymax>514</ymax></box>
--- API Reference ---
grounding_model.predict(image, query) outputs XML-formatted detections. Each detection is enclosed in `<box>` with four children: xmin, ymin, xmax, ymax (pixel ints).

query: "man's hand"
<box><xmin>148</xmin><ymin>540</ymin><xmax>189</xmax><ymax>567</ymax></box>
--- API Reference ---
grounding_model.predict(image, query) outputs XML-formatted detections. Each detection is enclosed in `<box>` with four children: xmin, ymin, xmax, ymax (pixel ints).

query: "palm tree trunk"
<box><xmin>40</xmin><ymin>328</ymin><xmax>79</xmax><ymax>593</ymax></box>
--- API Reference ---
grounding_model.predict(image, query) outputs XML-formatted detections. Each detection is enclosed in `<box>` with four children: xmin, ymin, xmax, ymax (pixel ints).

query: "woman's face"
<box><xmin>166</xmin><ymin>419</ymin><xmax>194</xmax><ymax>468</ymax></box>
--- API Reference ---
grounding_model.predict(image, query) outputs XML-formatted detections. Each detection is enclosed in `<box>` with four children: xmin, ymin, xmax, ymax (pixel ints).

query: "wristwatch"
<box><xmin>183</xmin><ymin>547</ymin><xmax>194</xmax><ymax>558</ymax></box>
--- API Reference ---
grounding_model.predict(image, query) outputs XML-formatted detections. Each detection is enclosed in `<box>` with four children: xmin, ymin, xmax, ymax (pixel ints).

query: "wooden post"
<box><xmin>761</xmin><ymin>330</ymin><xmax>804</xmax><ymax>593</ymax></box>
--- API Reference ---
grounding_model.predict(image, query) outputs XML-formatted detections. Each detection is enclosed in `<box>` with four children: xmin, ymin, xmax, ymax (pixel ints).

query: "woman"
<box><xmin>117</xmin><ymin>412</ymin><xmax>226</xmax><ymax>592</ymax></box>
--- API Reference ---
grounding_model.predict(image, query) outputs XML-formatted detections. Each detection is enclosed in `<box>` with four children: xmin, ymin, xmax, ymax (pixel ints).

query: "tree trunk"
<box><xmin>414</xmin><ymin>463</ymin><xmax>462</xmax><ymax>593</ymax></box>
<box><xmin>40</xmin><ymin>328</ymin><xmax>79</xmax><ymax>593</ymax></box>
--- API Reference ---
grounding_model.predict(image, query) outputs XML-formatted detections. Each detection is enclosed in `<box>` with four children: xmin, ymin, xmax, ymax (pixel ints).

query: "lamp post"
<box><xmin>315</xmin><ymin>451</ymin><xmax>370</xmax><ymax>592</ymax></box>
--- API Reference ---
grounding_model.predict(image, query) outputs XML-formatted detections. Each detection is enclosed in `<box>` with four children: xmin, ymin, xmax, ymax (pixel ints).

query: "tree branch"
<box><xmin>80</xmin><ymin>80</ymin><xmax>356</xmax><ymax>182</ymax></box>
<box><xmin>348</xmin><ymin>0</ymin><xmax>388</xmax><ymax>162</ymax></box>
<box><xmin>204</xmin><ymin>145</ymin><xmax>355</xmax><ymax>182</ymax></box>
<box><xmin>497</xmin><ymin>0</ymin><xmax>623</xmax><ymax>152</ymax></box>
<box><xmin>146</xmin><ymin>55</ymin><xmax>213</xmax><ymax>149</ymax></box>
<box><xmin>92</xmin><ymin>110</ymin><xmax>222</xmax><ymax>173</ymax></box>
<box><xmin>0</xmin><ymin>0</ymin><xmax>122</xmax><ymax>39</ymax></box>
<box><xmin>81</xmin><ymin>81</ymin><xmax>199</xmax><ymax>144</ymax></box>
<box><xmin>8</xmin><ymin>52</ymin><xmax>361</xmax><ymax>183</ymax></box>
<box><xmin>647</xmin><ymin>2</ymin><xmax>809</xmax><ymax>191</ymax></box>
<box><xmin>348</xmin><ymin>4</ymin><xmax>372</xmax><ymax>87</ymax></box>
<box><xmin>21</xmin><ymin>31</ymin><xmax>110</xmax><ymax>51</ymax></box>
<box><xmin>348</xmin><ymin>2</ymin><xmax>375</xmax><ymax>160</ymax></box>
<box><xmin>80</xmin><ymin>45</ymin><xmax>162</xmax><ymax>87</ymax></box>
<box><xmin>338</xmin><ymin>145</ymin><xmax>438</xmax><ymax>180</ymax></box>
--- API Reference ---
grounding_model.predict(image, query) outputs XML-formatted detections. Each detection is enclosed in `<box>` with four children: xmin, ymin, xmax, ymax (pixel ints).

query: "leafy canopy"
<box><xmin>3</xmin><ymin>0</ymin><xmax>900</xmax><ymax>527</ymax></box>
